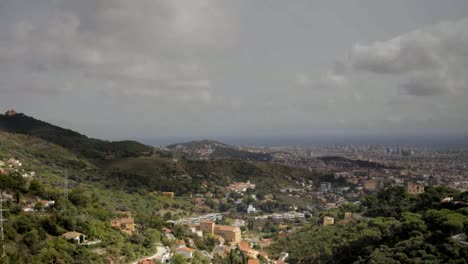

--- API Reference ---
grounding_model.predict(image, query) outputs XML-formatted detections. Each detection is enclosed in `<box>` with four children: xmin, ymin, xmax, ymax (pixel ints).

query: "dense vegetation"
<box><xmin>101</xmin><ymin>157</ymin><xmax>317</xmax><ymax>198</ymax></box>
<box><xmin>0</xmin><ymin>113</ymin><xmax>323</xmax><ymax>262</ymax></box>
<box><xmin>270</xmin><ymin>186</ymin><xmax>468</xmax><ymax>263</ymax></box>
<box><xmin>0</xmin><ymin>131</ymin><xmax>190</xmax><ymax>263</ymax></box>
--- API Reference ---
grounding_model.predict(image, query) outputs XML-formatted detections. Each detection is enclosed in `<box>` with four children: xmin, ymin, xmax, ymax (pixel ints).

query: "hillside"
<box><xmin>100</xmin><ymin>156</ymin><xmax>317</xmax><ymax>197</ymax></box>
<box><xmin>0</xmin><ymin>112</ymin><xmax>319</xmax><ymax>199</ymax></box>
<box><xmin>167</xmin><ymin>140</ymin><xmax>272</xmax><ymax>161</ymax></box>
<box><xmin>0</xmin><ymin>115</ymin><xmax>326</xmax><ymax>262</ymax></box>
<box><xmin>0</xmin><ymin>111</ymin><xmax>153</xmax><ymax>160</ymax></box>
<box><xmin>269</xmin><ymin>186</ymin><xmax>468</xmax><ymax>263</ymax></box>
<box><xmin>0</xmin><ymin>130</ymin><xmax>198</xmax><ymax>263</ymax></box>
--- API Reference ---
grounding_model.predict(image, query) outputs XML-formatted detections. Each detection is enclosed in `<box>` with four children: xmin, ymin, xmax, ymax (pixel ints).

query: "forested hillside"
<box><xmin>0</xmin><ymin>113</ymin><xmax>153</xmax><ymax>159</ymax></box>
<box><xmin>269</xmin><ymin>186</ymin><xmax>468</xmax><ymax>263</ymax></box>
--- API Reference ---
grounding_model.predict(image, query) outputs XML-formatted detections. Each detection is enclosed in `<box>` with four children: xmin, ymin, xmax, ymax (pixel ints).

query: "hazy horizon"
<box><xmin>137</xmin><ymin>134</ymin><xmax>468</xmax><ymax>149</ymax></box>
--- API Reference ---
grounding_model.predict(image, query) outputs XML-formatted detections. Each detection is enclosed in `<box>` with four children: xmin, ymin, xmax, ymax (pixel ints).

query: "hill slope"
<box><xmin>0</xmin><ymin>112</ymin><xmax>153</xmax><ymax>159</ymax></box>
<box><xmin>167</xmin><ymin>139</ymin><xmax>272</xmax><ymax>161</ymax></box>
<box><xmin>0</xmin><ymin>112</ymin><xmax>316</xmax><ymax>200</ymax></box>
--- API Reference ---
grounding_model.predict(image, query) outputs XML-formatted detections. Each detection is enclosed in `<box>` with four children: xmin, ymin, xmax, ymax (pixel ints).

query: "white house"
<box><xmin>62</xmin><ymin>231</ymin><xmax>87</xmax><ymax>245</ymax></box>
<box><xmin>247</xmin><ymin>204</ymin><xmax>256</xmax><ymax>214</ymax></box>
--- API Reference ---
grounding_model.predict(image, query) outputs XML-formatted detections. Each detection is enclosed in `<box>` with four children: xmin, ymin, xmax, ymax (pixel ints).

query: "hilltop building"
<box><xmin>4</xmin><ymin>109</ymin><xmax>17</xmax><ymax>116</ymax></box>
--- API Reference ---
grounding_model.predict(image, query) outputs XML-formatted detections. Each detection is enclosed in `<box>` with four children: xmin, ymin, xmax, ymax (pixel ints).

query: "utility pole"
<box><xmin>0</xmin><ymin>190</ymin><xmax>10</xmax><ymax>258</ymax></box>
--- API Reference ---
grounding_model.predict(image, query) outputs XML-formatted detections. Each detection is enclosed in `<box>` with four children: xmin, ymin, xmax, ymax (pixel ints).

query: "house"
<box><xmin>323</xmin><ymin>216</ymin><xmax>334</xmax><ymax>226</ymax></box>
<box><xmin>62</xmin><ymin>231</ymin><xmax>87</xmax><ymax>245</ymax></box>
<box><xmin>258</xmin><ymin>238</ymin><xmax>273</xmax><ymax>248</ymax></box>
<box><xmin>228</xmin><ymin>181</ymin><xmax>256</xmax><ymax>193</ymax></box>
<box><xmin>407</xmin><ymin>182</ymin><xmax>424</xmax><ymax>194</ymax></box>
<box><xmin>176</xmin><ymin>240</ymin><xmax>186</xmax><ymax>249</ymax></box>
<box><xmin>111</xmin><ymin>212</ymin><xmax>135</xmax><ymax>235</ymax></box>
<box><xmin>215</xmin><ymin>225</ymin><xmax>241</xmax><ymax>244</ymax></box>
<box><xmin>198</xmin><ymin>220</ymin><xmax>242</xmax><ymax>244</ymax></box>
<box><xmin>247</xmin><ymin>204</ymin><xmax>256</xmax><ymax>214</ymax></box>
<box><xmin>162</xmin><ymin>192</ymin><xmax>174</xmax><ymax>199</ymax></box>
<box><xmin>175</xmin><ymin>247</ymin><xmax>196</xmax><ymax>258</ymax></box>
<box><xmin>240</xmin><ymin>241</ymin><xmax>259</xmax><ymax>258</ymax></box>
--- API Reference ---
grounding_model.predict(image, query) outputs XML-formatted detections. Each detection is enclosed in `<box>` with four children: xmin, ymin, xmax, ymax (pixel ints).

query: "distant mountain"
<box><xmin>166</xmin><ymin>139</ymin><xmax>273</xmax><ymax>161</ymax></box>
<box><xmin>0</xmin><ymin>111</ymin><xmax>153</xmax><ymax>159</ymax></box>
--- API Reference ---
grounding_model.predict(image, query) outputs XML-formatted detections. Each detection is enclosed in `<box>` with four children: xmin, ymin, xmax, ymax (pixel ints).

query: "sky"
<box><xmin>1</xmin><ymin>0</ymin><xmax>468</xmax><ymax>144</ymax></box>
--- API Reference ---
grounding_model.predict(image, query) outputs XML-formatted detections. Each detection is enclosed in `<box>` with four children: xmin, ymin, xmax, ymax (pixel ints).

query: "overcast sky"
<box><xmin>1</xmin><ymin>0</ymin><xmax>468</xmax><ymax>142</ymax></box>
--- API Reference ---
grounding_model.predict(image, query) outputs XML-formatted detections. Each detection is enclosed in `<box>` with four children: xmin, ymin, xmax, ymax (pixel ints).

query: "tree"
<box><xmin>192</xmin><ymin>252</ymin><xmax>211</xmax><ymax>264</ymax></box>
<box><xmin>28</xmin><ymin>179</ymin><xmax>43</xmax><ymax>196</ymax></box>
<box><xmin>172</xmin><ymin>254</ymin><xmax>189</xmax><ymax>264</ymax></box>
<box><xmin>68</xmin><ymin>188</ymin><xmax>91</xmax><ymax>207</ymax></box>
<box><xmin>0</xmin><ymin>171</ymin><xmax>27</xmax><ymax>202</ymax></box>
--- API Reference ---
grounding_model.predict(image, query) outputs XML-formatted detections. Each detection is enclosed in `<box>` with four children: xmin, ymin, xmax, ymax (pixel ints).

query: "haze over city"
<box><xmin>1</xmin><ymin>0</ymin><xmax>468</xmax><ymax>145</ymax></box>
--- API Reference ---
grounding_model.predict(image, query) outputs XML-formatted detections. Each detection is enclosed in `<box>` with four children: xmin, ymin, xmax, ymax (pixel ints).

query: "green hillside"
<box><xmin>269</xmin><ymin>186</ymin><xmax>468</xmax><ymax>263</ymax></box>
<box><xmin>0</xmin><ymin>112</ymin><xmax>324</xmax><ymax>262</ymax></box>
<box><xmin>100</xmin><ymin>156</ymin><xmax>317</xmax><ymax>196</ymax></box>
<box><xmin>0</xmin><ymin>130</ymin><xmax>194</xmax><ymax>263</ymax></box>
<box><xmin>0</xmin><ymin>112</ymin><xmax>153</xmax><ymax>159</ymax></box>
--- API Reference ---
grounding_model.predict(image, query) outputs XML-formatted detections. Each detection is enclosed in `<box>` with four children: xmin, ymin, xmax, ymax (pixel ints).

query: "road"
<box><xmin>130</xmin><ymin>244</ymin><xmax>170</xmax><ymax>264</ymax></box>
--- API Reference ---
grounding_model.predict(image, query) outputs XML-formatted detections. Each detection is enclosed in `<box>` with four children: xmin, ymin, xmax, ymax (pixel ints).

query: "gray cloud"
<box><xmin>345</xmin><ymin>17</ymin><xmax>468</xmax><ymax>96</ymax></box>
<box><xmin>0</xmin><ymin>0</ymin><xmax>235</xmax><ymax>103</ymax></box>
<box><xmin>1</xmin><ymin>0</ymin><xmax>468</xmax><ymax>139</ymax></box>
<box><xmin>400</xmin><ymin>73</ymin><xmax>455</xmax><ymax>96</ymax></box>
